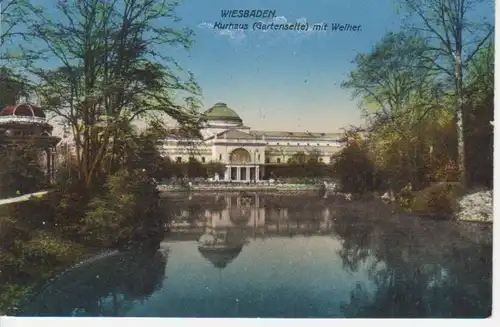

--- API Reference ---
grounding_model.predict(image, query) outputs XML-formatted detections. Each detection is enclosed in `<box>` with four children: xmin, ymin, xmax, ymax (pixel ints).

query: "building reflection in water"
<box><xmin>167</xmin><ymin>193</ymin><xmax>336</xmax><ymax>270</ymax></box>
<box><xmin>168</xmin><ymin>193</ymin><xmax>335</xmax><ymax>248</ymax></box>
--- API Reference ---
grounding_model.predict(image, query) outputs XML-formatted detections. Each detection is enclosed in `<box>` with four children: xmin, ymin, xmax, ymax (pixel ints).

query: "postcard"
<box><xmin>0</xmin><ymin>0</ymin><xmax>494</xmax><ymax>322</ymax></box>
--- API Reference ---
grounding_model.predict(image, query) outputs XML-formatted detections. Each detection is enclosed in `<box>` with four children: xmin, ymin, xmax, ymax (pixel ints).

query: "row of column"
<box><xmin>224</xmin><ymin>165</ymin><xmax>260</xmax><ymax>182</ymax></box>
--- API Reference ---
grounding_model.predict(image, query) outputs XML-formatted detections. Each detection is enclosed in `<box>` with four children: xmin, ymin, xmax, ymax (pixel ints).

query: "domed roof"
<box><xmin>0</xmin><ymin>103</ymin><xmax>46</xmax><ymax>118</ymax></box>
<box><xmin>203</xmin><ymin>103</ymin><xmax>242</xmax><ymax>122</ymax></box>
<box><xmin>198</xmin><ymin>245</ymin><xmax>243</xmax><ymax>269</ymax></box>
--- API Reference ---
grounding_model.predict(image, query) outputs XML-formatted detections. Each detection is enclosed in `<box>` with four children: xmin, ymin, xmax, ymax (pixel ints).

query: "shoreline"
<box><xmin>158</xmin><ymin>183</ymin><xmax>329</xmax><ymax>193</ymax></box>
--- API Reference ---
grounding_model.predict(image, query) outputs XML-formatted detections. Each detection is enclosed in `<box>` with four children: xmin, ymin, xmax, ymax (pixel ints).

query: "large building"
<box><xmin>160</xmin><ymin>102</ymin><xmax>344</xmax><ymax>182</ymax></box>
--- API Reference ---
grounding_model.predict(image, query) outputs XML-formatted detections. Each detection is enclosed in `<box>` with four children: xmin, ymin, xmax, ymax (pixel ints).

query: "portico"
<box><xmin>223</xmin><ymin>147</ymin><xmax>262</xmax><ymax>182</ymax></box>
<box><xmin>225</xmin><ymin>165</ymin><xmax>261</xmax><ymax>182</ymax></box>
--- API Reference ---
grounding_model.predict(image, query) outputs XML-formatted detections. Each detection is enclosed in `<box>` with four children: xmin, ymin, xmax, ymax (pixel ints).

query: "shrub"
<box><xmin>82</xmin><ymin>169</ymin><xmax>167</xmax><ymax>248</ymax></box>
<box><xmin>410</xmin><ymin>182</ymin><xmax>466</xmax><ymax>219</ymax></box>
<box><xmin>0</xmin><ymin>145</ymin><xmax>47</xmax><ymax>198</ymax></box>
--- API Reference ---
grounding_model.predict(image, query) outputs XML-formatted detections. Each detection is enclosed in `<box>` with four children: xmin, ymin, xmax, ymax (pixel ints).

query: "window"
<box><xmin>277</xmin><ymin>143</ymin><xmax>280</xmax><ymax>145</ymax></box>
<box><xmin>265</xmin><ymin>158</ymin><xmax>270</xmax><ymax>163</ymax></box>
<box><xmin>201</xmin><ymin>157</ymin><xmax>206</xmax><ymax>163</ymax></box>
<box><xmin>287</xmin><ymin>143</ymin><xmax>290</xmax><ymax>145</ymax></box>
<box><xmin>327</xmin><ymin>144</ymin><xmax>330</xmax><ymax>146</ymax></box>
<box><xmin>219</xmin><ymin>154</ymin><xmax>222</xmax><ymax>160</ymax></box>
<box><xmin>297</xmin><ymin>143</ymin><xmax>300</xmax><ymax>146</ymax></box>
<box><xmin>176</xmin><ymin>157</ymin><xmax>182</xmax><ymax>163</ymax></box>
<box><xmin>258</xmin><ymin>154</ymin><xmax>261</xmax><ymax>160</ymax></box>
<box><xmin>307</xmin><ymin>143</ymin><xmax>310</xmax><ymax>146</ymax></box>
<box><xmin>277</xmin><ymin>158</ymin><xmax>281</xmax><ymax>163</ymax></box>
<box><xmin>319</xmin><ymin>158</ymin><xmax>323</xmax><ymax>162</ymax></box>
<box><xmin>317</xmin><ymin>143</ymin><xmax>320</xmax><ymax>146</ymax></box>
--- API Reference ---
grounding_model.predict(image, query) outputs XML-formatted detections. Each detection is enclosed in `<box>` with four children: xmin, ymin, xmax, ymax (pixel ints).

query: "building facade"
<box><xmin>160</xmin><ymin>103</ymin><xmax>344</xmax><ymax>182</ymax></box>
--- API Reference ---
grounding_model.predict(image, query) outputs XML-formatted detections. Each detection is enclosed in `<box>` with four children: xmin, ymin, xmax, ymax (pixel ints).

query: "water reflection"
<box><xmin>19</xmin><ymin>249</ymin><xmax>168</xmax><ymax>317</ymax></box>
<box><xmin>167</xmin><ymin>193</ymin><xmax>335</xmax><ymax>239</ymax></box>
<box><xmin>333</xmin><ymin>212</ymin><xmax>492</xmax><ymax>318</ymax></box>
<box><xmin>198</xmin><ymin>223</ymin><xmax>246</xmax><ymax>269</ymax></box>
<box><xmin>16</xmin><ymin>193</ymin><xmax>492</xmax><ymax>317</ymax></box>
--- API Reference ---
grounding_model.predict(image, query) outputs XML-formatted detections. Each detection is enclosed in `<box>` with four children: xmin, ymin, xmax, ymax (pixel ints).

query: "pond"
<box><xmin>15</xmin><ymin>193</ymin><xmax>492</xmax><ymax>318</ymax></box>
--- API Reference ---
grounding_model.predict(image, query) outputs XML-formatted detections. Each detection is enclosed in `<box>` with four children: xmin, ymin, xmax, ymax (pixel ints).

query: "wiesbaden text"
<box><xmin>221</xmin><ymin>9</ymin><xmax>276</xmax><ymax>19</ymax></box>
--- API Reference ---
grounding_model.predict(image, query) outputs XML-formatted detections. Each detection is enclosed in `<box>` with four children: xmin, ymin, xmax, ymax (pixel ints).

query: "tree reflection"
<box><xmin>334</xmin><ymin>212</ymin><xmax>492</xmax><ymax>318</ymax></box>
<box><xmin>18</xmin><ymin>248</ymin><xmax>168</xmax><ymax>317</ymax></box>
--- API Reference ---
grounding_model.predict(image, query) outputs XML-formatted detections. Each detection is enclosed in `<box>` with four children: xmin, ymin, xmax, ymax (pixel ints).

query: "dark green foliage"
<box><xmin>204</xmin><ymin>161</ymin><xmax>226</xmax><ymax>178</ymax></box>
<box><xmin>463</xmin><ymin>42</ymin><xmax>494</xmax><ymax>188</ymax></box>
<box><xmin>83</xmin><ymin>169</ymin><xmax>167</xmax><ymax>249</ymax></box>
<box><xmin>186</xmin><ymin>157</ymin><xmax>205</xmax><ymax>178</ymax></box>
<box><xmin>411</xmin><ymin>182</ymin><xmax>467</xmax><ymax>219</ymax></box>
<box><xmin>0</xmin><ymin>68</ymin><xmax>29</xmax><ymax>107</ymax></box>
<box><xmin>0</xmin><ymin>145</ymin><xmax>48</xmax><ymax>198</ymax></box>
<box><xmin>265</xmin><ymin>163</ymin><xmax>330</xmax><ymax>180</ymax></box>
<box><xmin>331</xmin><ymin>136</ymin><xmax>380</xmax><ymax>193</ymax></box>
<box><xmin>0</xmin><ymin>197</ymin><xmax>86</xmax><ymax>314</ymax></box>
<box><xmin>162</xmin><ymin>160</ymin><xmax>227</xmax><ymax>179</ymax></box>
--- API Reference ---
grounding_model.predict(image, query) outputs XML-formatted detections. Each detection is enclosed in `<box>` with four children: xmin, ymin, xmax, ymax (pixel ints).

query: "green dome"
<box><xmin>204</xmin><ymin>103</ymin><xmax>242</xmax><ymax>122</ymax></box>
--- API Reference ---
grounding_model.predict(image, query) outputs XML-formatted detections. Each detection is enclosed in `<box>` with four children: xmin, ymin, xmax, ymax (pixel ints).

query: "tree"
<box><xmin>307</xmin><ymin>148</ymin><xmax>322</xmax><ymax>164</ymax></box>
<box><xmin>186</xmin><ymin>157</ymin><xmax>204</xmax><ymax>178</ymax></box>
<box><xmin>288</xmin><ymin>151</ymin><xmax>307</xmax><ymax>164</ymax></box>
<box><xmin>0</xmin><ymin>0</ymin><xmax>29</xmax><ymax>57</ymax></box>
<box><xmin>341</xmin><ymin>32</ymin><xmax>445</xmax><ymax>131</ymax></box>
<box><xmin>462</xmin><ymin>40</ymin><xmax>494</xmax><ymax>187</ymax></box>
<box><xmin>331</xmin><ymin>130</ymin><xmax>379</xmax><ymax>193</ymax></box>
<box><xmin>205</xmin><ymin>161</ymin><xmax>226</xmax><ymax>178</ymax></box>
<box><xmin>0</xmin><ymin>67</ymin><xmax>29</xmax><ymax>107</ymax></box>
<box><xmin>399</xmin><ymin>0</ymin><xmax>494</xmax><ymax>186</ymax></box>
<box><xmin>24</xmin><ymin>0</ymin><xmax>202</xmax><ymax>187</ymax></box>
<box><xmin>341</xmin><ymin>32</ymin><xmax>455</xmax><ymax>190</ymax></box>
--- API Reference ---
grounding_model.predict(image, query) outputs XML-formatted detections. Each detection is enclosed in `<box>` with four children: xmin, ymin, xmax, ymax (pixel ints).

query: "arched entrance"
<box><xmin>229</xmin><ymin>148</ymin><xmax>251</xmax><ymax>164</ymax></box>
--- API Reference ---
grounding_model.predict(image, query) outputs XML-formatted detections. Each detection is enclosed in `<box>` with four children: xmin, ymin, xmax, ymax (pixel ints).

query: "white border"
<box><xmin>1</xmin><ymin>1</ymin><xmax>498</xmax><ymax>326</ymax></box>
<box><xmin>0</xmin><ymin>318</ymin><xmax>498</xmax><ymax>326</ymax></box>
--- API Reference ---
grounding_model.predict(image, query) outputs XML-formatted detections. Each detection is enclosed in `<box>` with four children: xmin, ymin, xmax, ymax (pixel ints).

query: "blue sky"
<box><xmin>173</xmin><ymin>0</ymin><xmax>404</xmax><ymax>132</ymax></box>
<box><xmin>15</xmin><ymin>0</ymin><xmax>492</xmax><ymax>133</ymax></box>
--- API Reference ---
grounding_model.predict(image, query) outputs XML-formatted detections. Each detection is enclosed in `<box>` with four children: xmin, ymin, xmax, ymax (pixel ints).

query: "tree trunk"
<box><xmin>455</xmin><ymin>51</ymin><xmax>467</xmax><ymax>188</ymax></box>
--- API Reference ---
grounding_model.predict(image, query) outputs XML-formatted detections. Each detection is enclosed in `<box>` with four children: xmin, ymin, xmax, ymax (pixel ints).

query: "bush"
<box><xmin>0</xmin><ymin>145</ymin><xmax>48</xmax><ymax>198</ymax></box>
<box><xmin>410</xmin><ymin>182</ymin><xmax>467</xmax><ymax>219</ymax></box>
<box><xmin>331</xmin><ymin>141</ymin><xmax>380</xmax><ymax>193</ymax></box>
<box><xmin>82</xmin><ymin>169</ymin><xmax>167</xmax><ymax>248</ymax></box>
<box><xmin>0</xmin><ymin>213</ymin><xmax>86</xmax><ymax>315</ymax></box>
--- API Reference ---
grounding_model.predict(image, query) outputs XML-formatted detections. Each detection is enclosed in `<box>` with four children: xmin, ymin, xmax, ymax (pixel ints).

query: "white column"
<box><xmin>225</xmin><ymin>166</ymin><xmax>230</xmax><ymax>181</ymax></box>
<box><xmin>255</xmin><ymin>166</ymin><xmax>260</xmax><ymax>181</ymax></box>
<box><xmin>246</xmin><ymin>166</ymin><xmax>250</xmax><ymax>181</ymax></box>
<box><xmin>236</xmin><ymin>166</ymin><xmax>241</xmax><ymax>181</ymax></box>
<box><xmin>259</xmin><ymin>208</ymin><xmax>266</xmax><ymax>225</ymax></box>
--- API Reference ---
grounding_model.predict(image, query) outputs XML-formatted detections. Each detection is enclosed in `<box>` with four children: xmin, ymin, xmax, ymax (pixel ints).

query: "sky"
<box><xmin>12</xmin><ymin>0</ymin><xmax>404</xmax><ymax>133</ymax></box>
<box><xmin>6</xmin><ymin>0</ymin><xmax>491</xmax><ymax>134</ymax></box>
<box><xmin>172</xmin><ymin>0</ymin><xmax>404</xmax><ymax>132</ymax></box>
